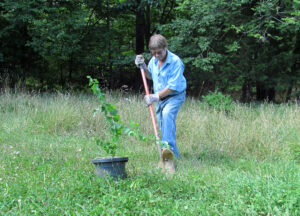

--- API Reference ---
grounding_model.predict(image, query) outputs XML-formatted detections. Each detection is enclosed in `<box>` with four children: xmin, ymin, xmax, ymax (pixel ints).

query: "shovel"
<box><xmin>140</xmin><ymin>68</ymin><xmax>163</xmax><ymax>161</ymax></box>
<box><xmin>139</xmin><ymin>69</ymin><xmax>175</xmax><ymax>172</ymax></box>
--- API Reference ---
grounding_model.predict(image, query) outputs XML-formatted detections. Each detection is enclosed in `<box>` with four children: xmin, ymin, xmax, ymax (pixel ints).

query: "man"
<box><xmin>135</xmin><ymin>34</ymin><xmax>186</xmax><ymax>173</ymax></box>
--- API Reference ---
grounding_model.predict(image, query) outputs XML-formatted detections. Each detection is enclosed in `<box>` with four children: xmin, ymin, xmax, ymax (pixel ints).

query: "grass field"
<box><xmin>0</xmin><ymin>90</ymin><xmax>299</xmax><ymax>215</ymax></box>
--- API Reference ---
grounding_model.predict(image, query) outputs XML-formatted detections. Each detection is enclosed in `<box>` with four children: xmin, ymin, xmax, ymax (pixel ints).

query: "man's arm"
<box><xmin>158</xmin><ymin>87</ymin><xmax>174</xmax><ymax>99</ymax></box>
<box><xmin>143</xmin><ymin>68</ymin><xmax>152</xmax><ymax>80</ymax></box>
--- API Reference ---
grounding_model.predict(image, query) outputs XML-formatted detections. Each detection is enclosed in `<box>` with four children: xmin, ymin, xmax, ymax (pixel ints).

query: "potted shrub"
<box><xmin>88</xmin><ymin>76</ymin><xmax>145</xmax><ymax>179</ymax></box>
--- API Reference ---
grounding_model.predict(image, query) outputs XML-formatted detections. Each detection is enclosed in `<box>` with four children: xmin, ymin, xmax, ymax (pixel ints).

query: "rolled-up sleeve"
<box><xmin>167</xmin><ymin>61</ymin><xmax>185</xmax><ymax>91</ymax></box>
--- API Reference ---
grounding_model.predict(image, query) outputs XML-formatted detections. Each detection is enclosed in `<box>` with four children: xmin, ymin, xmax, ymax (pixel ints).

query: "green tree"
<box><xmin>0</xmin><ymin>0</ymin><xmax>41</xmax><ymax>87</ymax></box>
<box><xmin>28</xmin><ymin>0</ymin><xmax>105</xmax><ymax>89</ymax></box>
<box><xmin>160</xmin><ymin>0</ymin><xmax>300</xmax><ymax>101</ymax></box>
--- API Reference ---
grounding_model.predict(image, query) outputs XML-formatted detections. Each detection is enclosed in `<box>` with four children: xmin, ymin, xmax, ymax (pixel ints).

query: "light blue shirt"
<box><xmin>148</xmin><ymin>50</ymin><xmax>186</xmax><ymax>95</ymax></box>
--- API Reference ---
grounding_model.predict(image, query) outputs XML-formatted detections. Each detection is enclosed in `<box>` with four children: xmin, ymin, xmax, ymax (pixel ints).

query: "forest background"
<box><xmin>0</xmin><ymin>0</ymin><xmax>299</xmax><ymax>102</ymax></box>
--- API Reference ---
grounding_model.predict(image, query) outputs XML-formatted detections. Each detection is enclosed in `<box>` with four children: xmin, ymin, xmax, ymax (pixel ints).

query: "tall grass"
<box><xmin>0</xmin><ymin>90</ymin><xmax>299</xmax><ymax>215</ymax></box>
<box><xmin>178</xmin><ymin>99</ymin><xmax>300</xmax><ymax>161</ymax></box>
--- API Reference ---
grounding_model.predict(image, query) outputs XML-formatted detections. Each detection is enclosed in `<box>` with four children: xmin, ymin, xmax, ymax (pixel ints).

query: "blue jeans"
<box><xmin>156</xmin><ymin>91</ymin><xmax>186</xmax><ymax>159</ymax></box>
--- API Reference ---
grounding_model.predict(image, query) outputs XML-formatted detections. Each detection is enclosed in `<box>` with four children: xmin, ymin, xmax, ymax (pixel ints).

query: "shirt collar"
<box><xmin>154</xmin><ymin>49</ymin><xmax>171</xmax><ymax>65</ymax></box>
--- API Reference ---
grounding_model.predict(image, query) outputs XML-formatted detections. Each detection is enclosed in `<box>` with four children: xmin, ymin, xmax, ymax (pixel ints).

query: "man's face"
<box><xmin>150</xmin><ymin>47</ymin><xmax>167</xmax><ymax>61</ymax></box>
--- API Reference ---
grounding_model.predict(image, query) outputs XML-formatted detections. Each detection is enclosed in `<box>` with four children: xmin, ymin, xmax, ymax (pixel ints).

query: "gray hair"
<box><xmin>148</xmin><ymin>34</ymin><xmax>168</xmax><ymax>50</ymax></box>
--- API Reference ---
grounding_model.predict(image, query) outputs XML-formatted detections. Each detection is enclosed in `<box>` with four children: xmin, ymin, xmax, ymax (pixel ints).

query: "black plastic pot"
<box><xmin>92</xmin><ymin>156</ymin><xmax>129</xmax><ymax>179</ymax></box>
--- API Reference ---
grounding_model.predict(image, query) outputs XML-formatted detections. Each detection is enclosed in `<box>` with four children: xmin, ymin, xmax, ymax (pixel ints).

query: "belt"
<box><xmin>160</xmin><ymin>91</ymin><xmax>185</xmax><ymax>101</ymax></box>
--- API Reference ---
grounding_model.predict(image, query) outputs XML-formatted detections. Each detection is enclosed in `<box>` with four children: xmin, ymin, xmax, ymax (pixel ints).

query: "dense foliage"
<box><xmin>0</xmin><ymin>0</ymin><xmax>299</xmax><ymax>101</ymax></box>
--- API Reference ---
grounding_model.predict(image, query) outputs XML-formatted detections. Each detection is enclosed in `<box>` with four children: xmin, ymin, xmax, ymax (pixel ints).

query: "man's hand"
<box><xmin>135</xmin><ymin>55</ymin><xmax>147</xmax><ymax>70</ymax></box>
<box><xmin>144</xmin><ymin>93</ymin><xmax>160</xmax><ymax>106</ymax></box>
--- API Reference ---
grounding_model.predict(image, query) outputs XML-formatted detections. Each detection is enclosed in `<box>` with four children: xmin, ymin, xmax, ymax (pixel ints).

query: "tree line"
<box><xmin>0</xmin><ymin>0</ymin><xmax>299</xmax><ymax>102</ymax></box>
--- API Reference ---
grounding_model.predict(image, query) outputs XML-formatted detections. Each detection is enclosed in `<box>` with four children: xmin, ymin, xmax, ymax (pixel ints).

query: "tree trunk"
<box><xmin>68</xmin><ymin>55</ymin><xmax>73</xmax><ymax>88</ymax></box>
<box><xmin>134</xmin><ymin>1</ymin><xmax>145</xmax><ymax>90</ymax></box>
<box><xmin>40</xmin><ymin>78</ymin><xmax>44</xmax><ymax>90</ymax></box>
<box><xmin>20</xmin><ymin>24</ymin><xmax>29</xmax><ymax>89</ymax></box>
<box><xmin>286</xmin><ymin>87</ymin><xmax>292</xmax><ymax>102</ymax></box>
<box><xmin>145</xmin><ymin>4</ymin><xmax>151</xmax><ymax>48</ymax></box>
<box><xmin>256</xmin><ymin>82</ymin><xmax>266</xmax><ymax>101</ymax></box>
<box><xmin>136</xmin><ymin>2</ymin><xmax>145</xmax><ymax>55</ymax></box>
<box><xmin>241</xmin><ymin>81</ymin><xmax>252</xmax><ymax>103</ymax></box>
<box><xmin>256</xmin><ymin>82</ymin><xmax>275</xmax><ymax>102</ymax></box>
<box><xmin>267</xmin><ymin>88</ymin><xmax>275</xmax><ymax>102</ymax></box>
<box><xmin>107</xmin><ymin>0</ymin><xmax>114</xmax><ymax>88</ymax></box>
<box><xmin>60</xmin><ymin>64</ymin><xmax>64</xmax><ymax>90</ymax></box>
<box><xmin>287</xmin><ymin>29</ymin><xmax>300</xmax><ymax>102</ymax></box>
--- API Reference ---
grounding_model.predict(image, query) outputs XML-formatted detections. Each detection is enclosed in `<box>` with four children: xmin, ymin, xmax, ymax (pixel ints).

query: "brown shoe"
<box><xmin>162</xmin><ymin>148</ymin><xmax>174</xmax><ymax>161</ymax></box>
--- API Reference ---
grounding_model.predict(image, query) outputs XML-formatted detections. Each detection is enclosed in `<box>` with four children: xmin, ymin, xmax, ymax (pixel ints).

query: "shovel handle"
<box><xmin>140</xmin><ymin>68</ymin><xmax>162</xmax><ymax>159</ymax></box>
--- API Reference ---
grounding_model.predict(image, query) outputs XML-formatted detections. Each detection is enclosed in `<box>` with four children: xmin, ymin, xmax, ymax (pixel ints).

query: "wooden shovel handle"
<box><xmin>140</xmin><ymin>68</ymin><xmax>162</xmax><ymax>159</ymax></box>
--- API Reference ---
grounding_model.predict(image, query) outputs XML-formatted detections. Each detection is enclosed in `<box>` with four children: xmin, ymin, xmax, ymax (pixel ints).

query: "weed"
<box><xmin>202</xmin><ymin>90</ymin><xmax>234</xmax><ymax>112</ymax></box>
